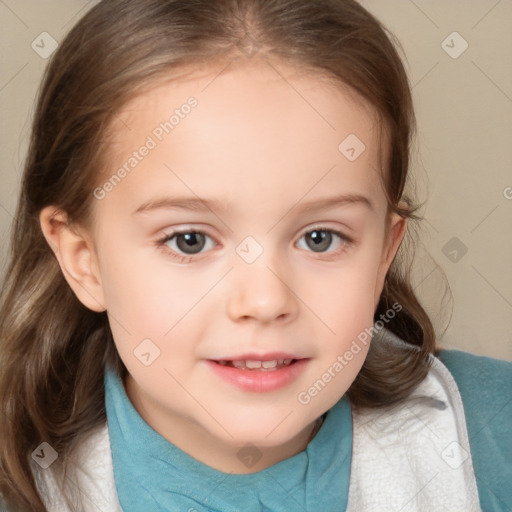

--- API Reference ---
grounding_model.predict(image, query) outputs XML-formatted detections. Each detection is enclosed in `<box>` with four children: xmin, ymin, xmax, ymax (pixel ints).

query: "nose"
<box><xmin>226</xmin><ymin>254</ymin><xmax>299</xmax><ymax>324</ymax></box>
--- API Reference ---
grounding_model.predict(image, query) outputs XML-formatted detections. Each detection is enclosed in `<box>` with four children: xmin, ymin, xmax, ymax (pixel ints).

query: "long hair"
<box><xmin>0</xmin><ymin>0</ymin><xmax>435</xmax><ymax>509</ymax></box>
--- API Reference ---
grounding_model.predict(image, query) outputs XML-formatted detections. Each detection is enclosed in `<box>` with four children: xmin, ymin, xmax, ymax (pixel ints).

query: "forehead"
<box><xmin>97</xmin><ymin>58</ymin><xmax>388</xmax><ymax>220</ymax></box>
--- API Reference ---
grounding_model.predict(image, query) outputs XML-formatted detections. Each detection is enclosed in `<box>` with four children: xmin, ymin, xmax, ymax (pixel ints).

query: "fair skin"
<box><xmin>40</xmin><ymin>58</ymin><xmax>406</xmax><ymax>474</ymax></box>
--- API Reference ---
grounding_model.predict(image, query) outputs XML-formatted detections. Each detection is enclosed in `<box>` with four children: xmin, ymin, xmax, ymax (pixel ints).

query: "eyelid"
<box><xmin>158</xmin><ymin>225</ymin><xmax>214</xmax><ymax>240</ymax></box>
<box><xmin>158</xmin><ymin>227</ymin><xmax>217</xmax><ymax>247</ymax></box>
<box><xmin>298</xmin><ymin>224</ymin><xmax>353</xmax><ymax>243</ymax></box>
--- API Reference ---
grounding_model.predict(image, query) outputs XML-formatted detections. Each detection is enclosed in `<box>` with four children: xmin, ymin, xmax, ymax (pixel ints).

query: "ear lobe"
<box><xmin>374</xmin><ymin>212</ymin><xmax>407</xmax><ymax>307</ymax></box>
<box><xmin>39</xmin><ymin>206</ymin><xmax>106</xmax><ymax>312</ymax></box>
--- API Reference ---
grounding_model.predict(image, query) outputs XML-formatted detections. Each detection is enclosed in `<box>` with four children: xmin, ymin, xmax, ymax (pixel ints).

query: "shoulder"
<box><xmin>435</xmin><ymin>348</ymin><xmax>511</xmax><ymax>431</ymax></box>
<box><xmin>436</xmin><ymin>347</ymin><xmax>511</xmax><ymax>384</ymax></box>
<box><xmin>436</xmin><ymin>348</ymin><xmax>512</xmax><ymax>512</ymax></box>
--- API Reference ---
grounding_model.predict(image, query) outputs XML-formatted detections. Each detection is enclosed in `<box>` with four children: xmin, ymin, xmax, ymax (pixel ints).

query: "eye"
<box><xmin>158</xmin><ymin>229</ymin><xmax>216</xmax><ymax>258</ymax></box>
<box><xmin>157</xmin><ymin>226</ymin><xmax>352</xmax><ymax>262</ymax></box>
<box><xmin>296</xmin><ymin>227</ymin><xmax>352</xmax><ymax>254</ymax></box>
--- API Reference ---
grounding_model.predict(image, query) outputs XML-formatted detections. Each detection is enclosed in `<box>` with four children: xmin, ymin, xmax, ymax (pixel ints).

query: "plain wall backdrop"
<box><xmin>0</xmin><ymin>0</ymin><xmax>511</xmax><ymax>360</ymax></box>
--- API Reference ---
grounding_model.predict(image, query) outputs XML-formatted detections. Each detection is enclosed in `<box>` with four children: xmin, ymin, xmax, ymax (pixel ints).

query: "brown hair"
<box><xmin>0</xmin><ymin>0</ymin><xmax>435</xmax><ymax>509</ymax></box>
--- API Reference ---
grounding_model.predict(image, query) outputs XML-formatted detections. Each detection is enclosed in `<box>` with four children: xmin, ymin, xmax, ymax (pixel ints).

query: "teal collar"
<box><xmin>104</xmin><ymin>367</ymin><xmax>352</xmax><ymax>512</ymax></box>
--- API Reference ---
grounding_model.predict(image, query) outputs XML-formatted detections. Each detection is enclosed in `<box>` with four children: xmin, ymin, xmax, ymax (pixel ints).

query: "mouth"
<box><xmin>206</xmin><ymin>354</ymin><xmax>308</xmax><ymax>392</ymax></box>
<box><xmin>214</xmin><ymin>358</ymin><xmax>298</xmax><ymax>371</ymax></box>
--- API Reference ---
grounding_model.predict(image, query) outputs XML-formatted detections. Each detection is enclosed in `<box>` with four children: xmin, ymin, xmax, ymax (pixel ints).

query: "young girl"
<box><xmin>0</xmin><ymin>0</ymin><xmax>510</xmax><ymax>511</ymax></box>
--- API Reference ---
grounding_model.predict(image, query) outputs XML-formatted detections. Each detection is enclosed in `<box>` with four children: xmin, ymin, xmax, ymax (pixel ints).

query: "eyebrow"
<box><xmin>132</xmin><ymin>193</ymin><xmax>374</xmax><ymax>216</ymax></box>
<box><xmin>294</xmin><ymin>193</ymin><xmax>374</xmax><ymax>214</ymax></box>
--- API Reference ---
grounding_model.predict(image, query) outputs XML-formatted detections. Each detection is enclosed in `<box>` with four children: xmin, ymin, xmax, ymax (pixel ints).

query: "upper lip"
<box><xmin>211</xmin><ymin>352</ymin><xmax>304</xmax><ymax>361</ymax></box>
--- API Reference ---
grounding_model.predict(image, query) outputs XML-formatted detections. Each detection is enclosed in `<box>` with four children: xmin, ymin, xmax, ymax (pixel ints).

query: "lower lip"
<box><xmin>206</xmin><ymin>359</ymin><xmax>309</xmax><ymax>392</ymax></box>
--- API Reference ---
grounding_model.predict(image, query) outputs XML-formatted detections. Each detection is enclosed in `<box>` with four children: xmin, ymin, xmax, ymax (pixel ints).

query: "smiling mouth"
<box><xmin>207</xmin><ymin>357</ymin><xmax>309</xmax><ymax>392</ymax></box>
<box><xmin>214</xmin><ymin>359</ymin><xmax>298</xmax><ymax>371</ymax></box>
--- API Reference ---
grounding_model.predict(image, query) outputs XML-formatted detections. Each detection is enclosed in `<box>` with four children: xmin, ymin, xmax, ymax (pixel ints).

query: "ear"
<box><xmin>39</xmin><ymin>206</ymin><xmax>106</xmax><ymax>312</ymax></box>
<box><xmin>374</xmin><ymin>210</ymin><xmax>407</xmax><ymax>307</ymax></box>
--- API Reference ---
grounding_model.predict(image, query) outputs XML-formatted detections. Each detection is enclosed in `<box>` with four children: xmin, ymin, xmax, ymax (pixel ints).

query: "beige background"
<box><xmin>1</xmin><ymin>1</ymin><xmax>511</xmax><ymax>360</ymax></box>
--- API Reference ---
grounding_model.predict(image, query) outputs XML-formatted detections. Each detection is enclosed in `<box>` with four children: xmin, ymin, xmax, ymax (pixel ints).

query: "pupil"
<box><xmin>308</xmin><ymin>230</ymin><xmax>331</xmax><ymax>252</ymax></box>
<box><xmin>177</xmin><ymin>233</ymin><xmax>205</xmax><ymax>254</ymax></box>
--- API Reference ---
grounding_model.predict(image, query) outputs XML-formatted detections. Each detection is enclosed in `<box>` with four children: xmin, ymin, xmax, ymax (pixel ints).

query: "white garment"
<box><xmin>346</xmin><ymin>355</ymin><xmax>481</xmax><ymax>511</ymax></box>
<box><xmin>31</xmin><ymin>356</ymin><xmax>481</xmax><ymax>512</ymax></box>
<box><xmin>30</xmin><ymin>420</ymin><xmax>122</xmax><ymax>512</ymax></box>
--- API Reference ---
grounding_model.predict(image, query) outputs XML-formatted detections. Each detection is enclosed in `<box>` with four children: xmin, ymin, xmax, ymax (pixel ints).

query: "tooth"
<box><xmin>229</xmin><ymin>359</ymin><xmax>293</xmax><ymax>370</ymax></box>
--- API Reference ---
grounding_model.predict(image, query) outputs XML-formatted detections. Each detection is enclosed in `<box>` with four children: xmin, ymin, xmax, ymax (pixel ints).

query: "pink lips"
<box><xmin>206</xmin><ymin>353</ymin><xmax>309</xmax><ymax>392</ymax></box>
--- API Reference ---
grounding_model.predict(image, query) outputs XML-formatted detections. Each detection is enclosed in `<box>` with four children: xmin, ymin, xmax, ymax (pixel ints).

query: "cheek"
<box><xmin>93</xmin><ymin>236</ymin><xmax>178</xmax><ymax>343</ymax></box>
<box><xmin>97</xmin><ymin>240</ymin><xmax>216</xmax><ymax>373</ymax></box>
<box><xmin>316</xmin><ymin>249</ymin><xmax>383</xmax><ymax>321</ymax></box>
<box><xmin>307</xmin><ymin>242</ymin><xmax>385</xmax><ymax>365</ymax></box>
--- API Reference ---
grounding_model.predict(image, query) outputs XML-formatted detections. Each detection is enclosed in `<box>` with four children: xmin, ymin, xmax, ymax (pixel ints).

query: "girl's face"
<box><xmin>74</xmin><ymin>60</ymin><xmax>405</xmax><ymax>472</ymax></box>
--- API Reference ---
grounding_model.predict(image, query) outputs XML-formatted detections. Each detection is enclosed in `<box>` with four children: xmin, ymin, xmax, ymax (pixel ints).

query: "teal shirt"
<box><xmin>104</xmin><ymin>368</ymin><xmax>353</xmax><ymax>511</ymax></box>
<box><xmin>104</xmin><ymin>349</ymin><xmax>512</xmax><ymax>512</ymax></box>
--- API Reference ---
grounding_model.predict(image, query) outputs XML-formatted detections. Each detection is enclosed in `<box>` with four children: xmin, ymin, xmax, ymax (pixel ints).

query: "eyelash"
<box><xmin>156</xmin><ymin>226</ymin><xmax>353</xmax><ymax>263</ymax></box>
